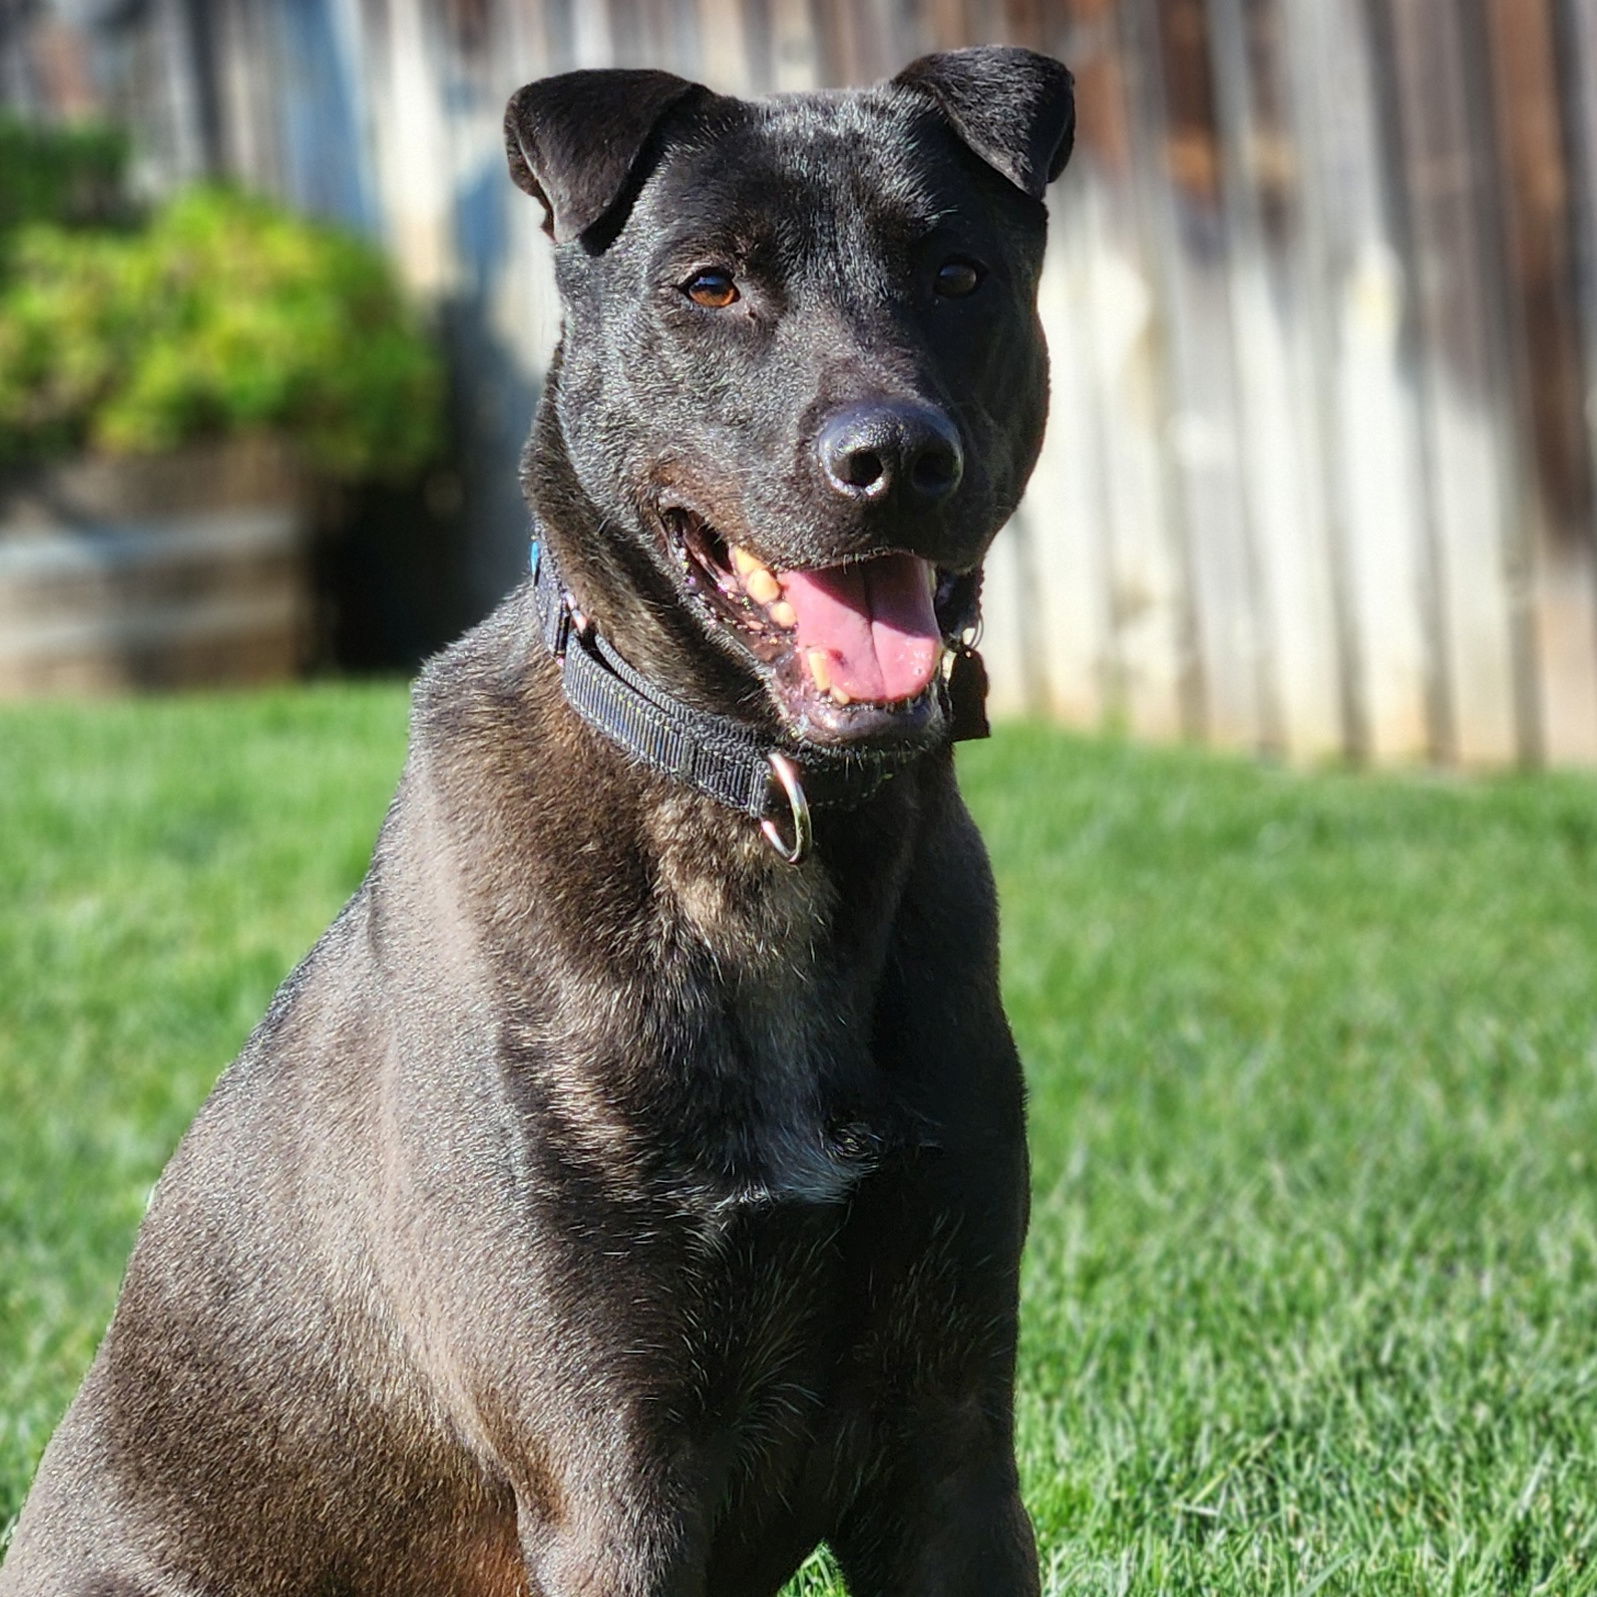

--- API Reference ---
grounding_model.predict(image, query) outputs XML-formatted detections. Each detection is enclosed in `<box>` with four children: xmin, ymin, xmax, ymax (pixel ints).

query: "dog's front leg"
<box><xmin>518</xmin><ymin>1523</ymin><xmax>705</xmax><ymax>1597</ymax></box>
<box><xmin>457</xmin><ymin>1299</ymin><xmax>714</xmax><ymax>1597</ymax></box>
<box><xmin>828</xmin><ymin>1418</ymin><xmax>1040</xmax><ymax>1597</ymax></box>
<box><xmin>824</xmin><ymin>793</ymin><xmax>1041</xmax><ymax>1597</ymax></box>
<box><xmin>821</xmin><ymin>1101</ymin><xmax>1042</xmax><ymax>1597</ymax></box>
<box><xmin>511</xmin><ymin>1463</ymin><xmax>710</xmax><ymax>1597</ymax></box>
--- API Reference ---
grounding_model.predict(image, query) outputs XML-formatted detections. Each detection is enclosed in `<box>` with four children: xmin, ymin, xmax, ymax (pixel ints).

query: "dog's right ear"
<box><xmin>894</xmin><ymin>47</ymin><xmax>1074</xmax><ymax>201</ymax></box>
<box><xmin>505</xmin><ymin>69</ymin><xmax>706</xmax><ymax>245</ymax></box>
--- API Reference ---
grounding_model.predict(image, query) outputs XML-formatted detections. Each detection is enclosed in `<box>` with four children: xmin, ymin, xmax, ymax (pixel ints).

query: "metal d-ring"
<box><xmin>760</xmin><ymin>751</ymin><xmax>812</xmax><ymax>865</ymax></box>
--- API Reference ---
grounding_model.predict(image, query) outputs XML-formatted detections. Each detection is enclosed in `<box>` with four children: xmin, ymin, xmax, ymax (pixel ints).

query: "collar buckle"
<box><xmin>530</xmin><ymin>526</ymin><xmax>929</xmax><ymax>841</ymax></box>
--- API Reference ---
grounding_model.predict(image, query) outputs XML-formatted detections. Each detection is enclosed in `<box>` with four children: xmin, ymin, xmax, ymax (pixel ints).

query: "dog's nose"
<box><xmin>817</xmin><ymin>402</ymin><xmax>964</xmax><ymax>506</ymax></box>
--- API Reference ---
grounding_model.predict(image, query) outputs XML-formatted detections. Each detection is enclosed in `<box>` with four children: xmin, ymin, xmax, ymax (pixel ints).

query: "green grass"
<box><xmin>3</xmin><ymin>687</ymin><xmax>1597</xmax><ymax>1594</ymax></box>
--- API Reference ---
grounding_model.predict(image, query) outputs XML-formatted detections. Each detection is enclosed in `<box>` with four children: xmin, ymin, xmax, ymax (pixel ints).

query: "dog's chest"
<box><xmin>713</xmin><ymin>969</ymin><xmax>862</xmax><ymax>1207</ymax></box>
<box><xmin>651</xmin><ymin>810</ymin><xmax>883</xmax><ymax>1207</ymax></box>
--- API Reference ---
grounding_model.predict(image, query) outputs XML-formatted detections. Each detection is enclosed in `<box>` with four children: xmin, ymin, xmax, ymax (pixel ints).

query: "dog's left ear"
<box><xmin>505</xmin><ymin>68</ymin><xmax>708</xmax><ymax>244</ymax></box>
<box><xmin>894</xmin><ymin>46</ymin><xmax>1075</xmax><ymax>200</ymax></box>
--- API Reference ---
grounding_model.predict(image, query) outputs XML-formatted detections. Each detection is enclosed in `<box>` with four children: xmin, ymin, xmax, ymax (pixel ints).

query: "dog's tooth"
<box><xmin>830</xmin><ymin>685</ymin><xmax>852</xmax><ymax>707</ymax></box>
<box><xmin>746</xmin><ymin>568</ymin><xmax>780</xmax><ymax>605</ymax></box>
<box><xmin>768</xmin><ymin>600</ymin><xmax>796</xmax><ymax>629</ymax></box>
<box><xmin>731</xmin><ymin>546</ymin><xmax>758</xmax><ymax>576</ymax></box>
<box><xmin>807</xmin><ymin>650</ymin><xmax>833</xmax><ymax>693</ymax></box>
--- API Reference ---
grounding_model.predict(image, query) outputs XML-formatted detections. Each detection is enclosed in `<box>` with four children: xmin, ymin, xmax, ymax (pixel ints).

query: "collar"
<box><xmin>528</xmin><ymin>530</ymin><xmax>986</xmax><ymax>864</ymax></box>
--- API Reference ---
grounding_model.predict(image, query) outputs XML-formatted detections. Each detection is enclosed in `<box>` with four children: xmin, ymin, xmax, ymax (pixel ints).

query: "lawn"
<box><xmin>3</xmin><ymin>685</ymin><xmax>1596</xmax><ymax>1594</ymax></box>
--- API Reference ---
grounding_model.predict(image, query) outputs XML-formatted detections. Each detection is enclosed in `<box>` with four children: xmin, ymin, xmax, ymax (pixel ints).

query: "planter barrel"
<box><xmin>0</xmin><ymin>442</ymin><xmax>311</xmax><ymax>699</ymax></box>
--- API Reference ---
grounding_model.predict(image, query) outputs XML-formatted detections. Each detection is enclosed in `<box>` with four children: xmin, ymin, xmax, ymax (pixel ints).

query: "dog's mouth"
<box><xmin>664</xmin><ymin>508</ymin><xmax>946</xmax><ymax>741</ymax></box>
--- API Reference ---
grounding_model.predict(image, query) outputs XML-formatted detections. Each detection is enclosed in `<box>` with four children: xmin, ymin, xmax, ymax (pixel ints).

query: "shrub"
<box><xmin>0</xmin><ymin>117</ymin><xmax>130</xmax><ymax>234</ymax></box>
<box><xmin>0</xmin><ymin>186</ymin><xmax>443</xmax><ymax>481</ymax></box>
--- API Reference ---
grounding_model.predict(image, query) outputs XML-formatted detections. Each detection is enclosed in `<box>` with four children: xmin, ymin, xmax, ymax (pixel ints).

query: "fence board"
<box><xmin>927</xmin><ymin>0</ymin><xmax>975</xmax><ymax>50</ymax></box>
<box><xmin>213</xmin><ymin>0</ymin><xmax>283</xmax><ymax>193</ymax></box>
<box><xmin>1560</xmin><ymin>0</ymin><xmax>1597</xmax><ymax>478</ymax></box>
<box><xmin>697</xmin><ymin>0</ymin><xmax>752</xmax><ymax>88</ymax></box>
<box><xmin>1022</xmin><ymin>228</ymin><xmax>1112</xmax><ymax>728</ymax></box>
<box><xmin>1482</xmin><ymin>0</ymin><xmax>1597</xmax><ymax>764</ymax></box>
<box><xmin>1565</xmin><ymin>0</ymin><xmax>1597</xmax><ymax>501</ymax></box>
<box><xmin>1561</xmin><ymin>1</ymin><xmax>1597</xmax><ymax>622</ymax></box>
<box><xmin>980</xmin><ymin>515</ymin><xmax>1038</xmax><ymax>716</ymax></box>
<box><xmin>1060</xmin><ymin>2</ymin><xmax>1190</xmax><ymax>741</ymax></box>
<box><xmin>1206</xmin><ymin>0</ymin><xmax>1338</xmax><ymax>760</ymax></box>
<box><xmin>1289</xmin><ymin>0</ymin><xmax>1431</xmax><ymax>762</ymax></box>
<box><xmin>1014</xmin><ymin>7</ymin><xmax>1114</xmax><ymax>727</ymax></box>
<box><xmin>1385</xmin><ymin>0</ymin><xmax>1519</xmax><ymax>765</ymax></box>
<box><xmin>1137</xmin><ymin>0</ymin><xmax>1272</xmax><ymax>751</ymax></box>
<box><xmin>769</xmin><ymin>0</ymin><xmax>821</xmax><ymax>87</ymax></box>
<box><xmin>371</xmin><ymin>0</ymin><xmax>457</xmax><ymax>296</ymax></box>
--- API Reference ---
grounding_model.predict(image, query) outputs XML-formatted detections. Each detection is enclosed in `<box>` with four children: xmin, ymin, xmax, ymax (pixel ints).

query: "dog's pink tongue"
<box><xmin>780</xmin><ymin>554</ymin><xmax>941</xmax><ymax>703</ymax></box>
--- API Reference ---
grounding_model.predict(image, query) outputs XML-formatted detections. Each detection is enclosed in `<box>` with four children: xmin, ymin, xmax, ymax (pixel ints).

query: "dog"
<box><xmin>0</xmin><ymin>45</ymin><xmax>1073</xmax><ymax>1596</ymax></box>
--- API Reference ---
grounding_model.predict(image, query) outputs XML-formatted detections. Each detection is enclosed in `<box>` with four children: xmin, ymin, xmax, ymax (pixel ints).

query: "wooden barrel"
<box><xmin>0</xmin><ymin>443</ymin><xmax>311</xmax><ymax>699</ymax></box>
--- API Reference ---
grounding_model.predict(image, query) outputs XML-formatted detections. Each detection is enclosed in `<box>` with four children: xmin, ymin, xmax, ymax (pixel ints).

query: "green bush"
<box><xmin>0</xmin><ymin>186</ymin><xmax>442</xmax><ymax>481</ymax></box>
<box><xmin>0</xmin><ymin>118</ymin><xmax>130</xmax><ymax>234</ymax></box>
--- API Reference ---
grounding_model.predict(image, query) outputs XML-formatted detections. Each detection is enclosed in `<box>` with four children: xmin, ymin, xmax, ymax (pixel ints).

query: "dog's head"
<box><xmin>506</xmin><ymin>48</ymin><xmax>1073</xmax><ymax>746</ymax></box>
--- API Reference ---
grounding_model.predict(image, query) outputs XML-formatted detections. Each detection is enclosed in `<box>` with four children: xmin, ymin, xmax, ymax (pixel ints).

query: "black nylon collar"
<box><xmin>528</xmin><ymin>532</ymin><xmax>945</xmax><ymax>836</ymax></box>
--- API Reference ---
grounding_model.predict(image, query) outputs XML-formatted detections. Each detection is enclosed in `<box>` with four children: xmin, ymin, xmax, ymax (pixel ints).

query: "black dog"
<box><xmin>0</xmin><ymin>46</ymin><xmax>1073</xmax><ymax>1596</ymax></box>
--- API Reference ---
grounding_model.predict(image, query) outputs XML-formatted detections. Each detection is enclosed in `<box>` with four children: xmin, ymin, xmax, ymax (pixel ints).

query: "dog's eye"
<box><xmin>934</xmin><ymin>259</ymin><xmax>984</xmax><ymax>298</ymax></box>
<box><xmin>684</xmin><ymin>270</ymin><xmax>739</xmax><ymax>309</ymax></box>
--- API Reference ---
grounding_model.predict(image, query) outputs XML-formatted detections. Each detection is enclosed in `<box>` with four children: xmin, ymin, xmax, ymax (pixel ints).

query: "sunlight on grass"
<box><xmin>3</xmin><ymin>692</ymin><xmax>1596</xmax><ymax>1594</ymax></box>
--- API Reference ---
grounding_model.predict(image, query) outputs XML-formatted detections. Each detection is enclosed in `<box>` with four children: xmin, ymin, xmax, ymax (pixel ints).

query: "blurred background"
<box><xmin>2</xmin><ymin>0</ymin><xmax>1596</xmax><ymax>769</ymax></box>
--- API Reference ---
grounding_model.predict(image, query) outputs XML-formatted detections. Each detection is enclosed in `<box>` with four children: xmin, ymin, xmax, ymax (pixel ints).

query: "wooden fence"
<box><xmin>6</xmin><ymin>0</ymin><xmax>1597</xmax><ymax>765</ymax></box>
